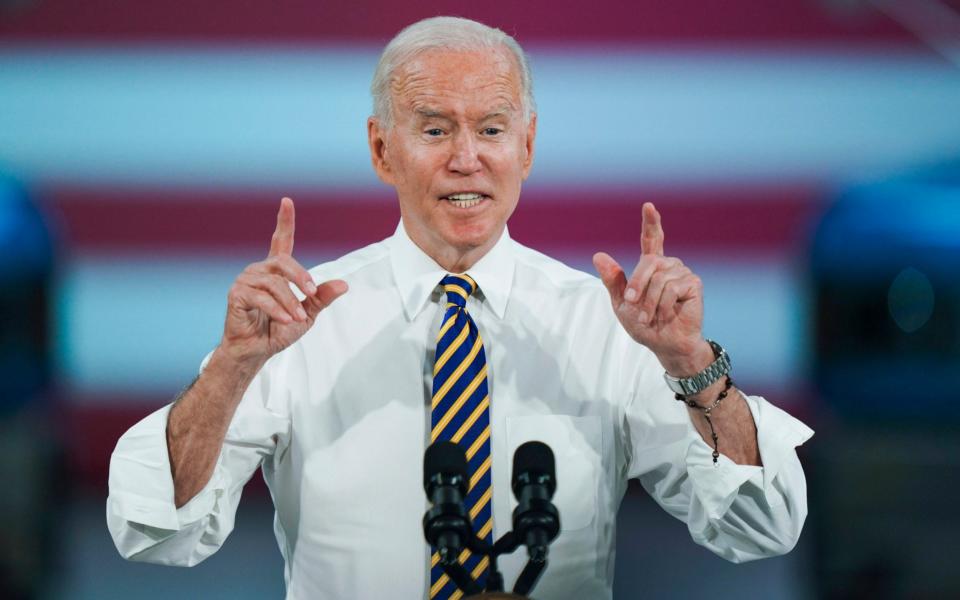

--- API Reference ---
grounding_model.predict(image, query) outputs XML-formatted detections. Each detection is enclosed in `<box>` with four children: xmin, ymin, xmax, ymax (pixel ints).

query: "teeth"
<box><xmin>448</xmin><ymin>198</ymin><xmax>482</xmax><ymax>208</ymax></box>
<box><xmin>444</xmin><ymin>193</ymin><xmax>486</xmax><ymax>209</ymax></box>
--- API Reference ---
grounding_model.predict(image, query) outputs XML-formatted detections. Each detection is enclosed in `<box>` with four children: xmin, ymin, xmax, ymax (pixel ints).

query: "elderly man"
<box><xmin>107</xmin><ymin>16</ymin><xmax>812</xmax><ymax>600</ymax></box>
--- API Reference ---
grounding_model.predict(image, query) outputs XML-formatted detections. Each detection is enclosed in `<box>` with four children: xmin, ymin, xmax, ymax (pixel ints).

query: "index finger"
<box><xmin>640</xmin><ymin>201</ymin><xmax>664</xmax><ymax>256</ymax></box>
<box><xmin>269</xmin><ymin>197</ymin><xmax>295</xmax><ymax>257</ymax></box>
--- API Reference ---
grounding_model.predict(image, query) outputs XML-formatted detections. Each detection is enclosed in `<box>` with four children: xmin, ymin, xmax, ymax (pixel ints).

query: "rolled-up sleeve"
<box><xmin>622</xmin><ymin>342</ymin><xmax>814</xmax><ymax>563</ymax></box>
<box><xmin>106</xmin><ymin>357</ymin><xmax>290</xmax><ymax>566</ymax></box>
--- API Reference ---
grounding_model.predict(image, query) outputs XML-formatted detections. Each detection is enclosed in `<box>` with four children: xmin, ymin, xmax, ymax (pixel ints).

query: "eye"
<box><xmin>481</xmin><ymin>127</ymin><xmax>503</xmax><ymax>136</ymax></box>
<box><xmin>425</xmin><ymin>128</ymin><xmax>444</xmax><ymax>137</ymax></box>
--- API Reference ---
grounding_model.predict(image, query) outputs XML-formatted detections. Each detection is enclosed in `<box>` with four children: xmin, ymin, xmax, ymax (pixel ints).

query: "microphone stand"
<box><xmin>424</xmin><ymin>440</ymin><xmax>558</xmax><ymax>598</ymax></box>
<box><xmin>438</xmin><ymin>548</ymin><xmax>483</xmax><ymax>596</ymax></box>
<box><xmin>453</xmin><ymin>529</ymin><xmax>547</xmax><ymax>597</ymax></box>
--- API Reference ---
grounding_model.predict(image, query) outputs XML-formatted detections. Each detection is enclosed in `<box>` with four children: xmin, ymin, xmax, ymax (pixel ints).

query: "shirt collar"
<box><xmin>387</xmin><ymin>221</ymin><xmax>515</xmax><ymax>321</ymax></box>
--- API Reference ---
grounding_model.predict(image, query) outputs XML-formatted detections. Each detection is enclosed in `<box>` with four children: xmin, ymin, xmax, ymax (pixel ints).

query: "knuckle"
<box><xmin>242</xmin><ymin>261</ymin><xmax>263</xmax><ymax>275</ymax></box>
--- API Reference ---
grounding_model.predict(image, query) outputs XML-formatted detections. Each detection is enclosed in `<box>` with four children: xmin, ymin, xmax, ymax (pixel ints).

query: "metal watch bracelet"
<box><xmin>662</xmin><ymin>340</ymin><xmax>731</xmax><ymax>397</ymax></box>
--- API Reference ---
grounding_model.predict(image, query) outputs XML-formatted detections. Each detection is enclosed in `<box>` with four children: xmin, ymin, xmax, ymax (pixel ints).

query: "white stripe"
<box><xmin>57</xmin><ymin>252</ymin><xmax>804</xmax><ymax>402</ymax></box>
<box><xmin>1</xmin><ymin>46</ymin><xmax>959</xmax><ymax>187</ymax></box>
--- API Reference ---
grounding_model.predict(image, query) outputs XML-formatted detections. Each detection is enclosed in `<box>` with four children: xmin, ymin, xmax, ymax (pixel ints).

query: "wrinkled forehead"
<box><xmin>389</xmin><ymin>47</ymin><xmax>523</xmax><ymax>120</ymax></box>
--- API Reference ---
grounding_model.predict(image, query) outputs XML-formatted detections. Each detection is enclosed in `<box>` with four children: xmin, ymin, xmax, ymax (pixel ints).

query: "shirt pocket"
<box><xmin>505</xmin><ymin>415</ymin><xmax>602</xmax><ymax>532</ymax></box>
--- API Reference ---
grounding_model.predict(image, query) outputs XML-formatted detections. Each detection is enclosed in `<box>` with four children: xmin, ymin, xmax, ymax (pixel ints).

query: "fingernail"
<box><xmin>306</xmin><ymin>280</ymin><xmax>317</xmax><ymax>295</ymax></box>
<box><xmin>625</xmin><ymin>288</ymin><xmax>638</xmax><ymax>302</ymax></box>
<box><xmin>297</xmin><ymin>307</ymin><xmax>307</xmax><ymax>321</ymax></box>
<box><xmin>638</xmin><ymin>311</ymin><xmax>648</xmax><ymax>323</ymax></box>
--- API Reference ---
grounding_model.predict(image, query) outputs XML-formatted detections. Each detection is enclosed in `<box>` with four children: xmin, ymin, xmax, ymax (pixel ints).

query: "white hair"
<box><xmin>370</xmin><ymin>16</ymin><xmax>535</xmax><ymax>128</ymax></box>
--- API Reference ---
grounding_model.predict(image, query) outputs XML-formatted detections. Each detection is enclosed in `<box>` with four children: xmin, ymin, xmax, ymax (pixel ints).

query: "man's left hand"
<box><xmin>593</xmin><ymin>202</ymin><xmax>713</xmax><ymax>375</ymax></box>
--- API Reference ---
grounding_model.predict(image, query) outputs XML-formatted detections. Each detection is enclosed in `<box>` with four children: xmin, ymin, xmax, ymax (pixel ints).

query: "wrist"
<box><xmin>659</xmin><ymin>338</ymin><xmax>713</xmax><ymax>378</ymax></box>
<box><xmin>662</xmin><ymin>339</ymin><xmax>732</xmax><ymax>398</ymax></box>
<box><xmin>208</xmin><ymin>344</ymin><xmax>266</xmax><ymax>386</ymax></box>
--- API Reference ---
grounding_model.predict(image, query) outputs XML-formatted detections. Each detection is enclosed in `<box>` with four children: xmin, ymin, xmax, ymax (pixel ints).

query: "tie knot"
<box><xmin>440</xmin><ymin>274</ymin><xmax>477</xmax><ymax>308</ymax></box>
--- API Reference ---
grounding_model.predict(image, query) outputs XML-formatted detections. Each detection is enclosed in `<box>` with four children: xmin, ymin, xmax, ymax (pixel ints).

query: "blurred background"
<box><xmin>2</xmin><ymin>0</ymin><xmax>959</xmax><ymax>598</ymax></box>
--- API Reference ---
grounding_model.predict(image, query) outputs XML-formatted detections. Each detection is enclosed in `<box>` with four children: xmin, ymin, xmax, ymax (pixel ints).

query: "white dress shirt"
<box><xmin>107</xmin><ymin>223</ymin><xmax>814</xmax><ymax>599</ymax></box>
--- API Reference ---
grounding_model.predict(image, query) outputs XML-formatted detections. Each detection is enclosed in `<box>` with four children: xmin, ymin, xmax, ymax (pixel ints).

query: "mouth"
<box><xmin>440</xmin><ymin>192</ymin><xmax>490</xmax><ymax>209</ymax></box>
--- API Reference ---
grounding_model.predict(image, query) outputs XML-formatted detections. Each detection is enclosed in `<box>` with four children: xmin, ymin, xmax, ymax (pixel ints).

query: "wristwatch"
<box><xmin>662</xmin><ymin>340</ymin><xmax>731</xmax><ymax>397</ymax></box>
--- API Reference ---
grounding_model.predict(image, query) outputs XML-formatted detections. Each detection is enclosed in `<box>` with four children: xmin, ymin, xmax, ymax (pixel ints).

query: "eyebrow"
<box><xmin>413</xmin><ymin>105</ymin><xmax>515</xmax><ymax>121</ymax></box>
<box><xmin>414</xmin><ymin>108</ymin><xmax>451</xmax><ymax>120</ymax></box>
<box><xmin>480</xmin><ymin>107</ymin><xmax>513</xmax><ymax>121</ymax></box>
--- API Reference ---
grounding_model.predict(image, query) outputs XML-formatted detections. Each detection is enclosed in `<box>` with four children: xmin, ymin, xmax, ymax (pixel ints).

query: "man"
<box><xmin>107</xmin><ymin>16</ymin><xmax>813</xmax><ymax>599</ymax></box>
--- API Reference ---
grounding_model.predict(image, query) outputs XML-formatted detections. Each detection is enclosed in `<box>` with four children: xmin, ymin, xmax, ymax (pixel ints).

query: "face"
<box><xmin>368</xmin><ymin>47</ymin><xmax>536</xmax><ymax>271</ymax></box>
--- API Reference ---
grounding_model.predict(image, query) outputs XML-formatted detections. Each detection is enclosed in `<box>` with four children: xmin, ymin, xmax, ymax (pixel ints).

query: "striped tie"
<box><xmin>429</xmin><ymin>274</ymin><xmax>493</xmax><ymax>600</ymax></box>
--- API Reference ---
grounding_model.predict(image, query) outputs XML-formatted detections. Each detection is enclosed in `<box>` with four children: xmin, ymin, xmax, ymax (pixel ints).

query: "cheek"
<box><xmin>398</xmin><ymin>147</ymin><xmax>442</xmax><ymax>187</ymax></box>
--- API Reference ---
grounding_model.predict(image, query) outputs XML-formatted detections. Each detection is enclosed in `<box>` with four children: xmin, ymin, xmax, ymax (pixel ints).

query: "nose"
<box><xmin>447</xmin><ymin>130</ymin><xmax>482</xmax><ymax>175</ymax></box>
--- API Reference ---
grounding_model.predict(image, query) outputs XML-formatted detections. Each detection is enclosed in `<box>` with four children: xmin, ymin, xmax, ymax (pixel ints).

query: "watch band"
<box><xmin>662</xmin><ymin>340</ymin><xmax>731</xmax><ymax>397</ymax></box>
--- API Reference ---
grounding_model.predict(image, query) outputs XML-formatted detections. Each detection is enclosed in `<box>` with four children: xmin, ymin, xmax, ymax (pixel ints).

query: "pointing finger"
<box><xmin>269</xmin><ymin>197</ymin><xmax>296</xmax><ymax>257</ymax></box>
<box><xmin>640</xmin><ymin>202</ymin><xmax>664</xmax><ymax>256</ymax></box>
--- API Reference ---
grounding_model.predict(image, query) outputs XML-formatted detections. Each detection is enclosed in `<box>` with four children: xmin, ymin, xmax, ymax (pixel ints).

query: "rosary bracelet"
<box><xmin>675</xmin><ymin>376</ymin><xmax>734</xmax><ymax>464</ymax></box>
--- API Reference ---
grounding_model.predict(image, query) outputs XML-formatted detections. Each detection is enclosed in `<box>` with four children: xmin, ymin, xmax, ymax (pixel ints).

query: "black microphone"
<box><xmin>511</xmin><ymin>441</ymin><xmax>560</xmax><ymax>563</ymax></box>
<box><xmin>422</xmin><ymin>441</ymin><xmax>472</xmax><ymax>565</ymax></box>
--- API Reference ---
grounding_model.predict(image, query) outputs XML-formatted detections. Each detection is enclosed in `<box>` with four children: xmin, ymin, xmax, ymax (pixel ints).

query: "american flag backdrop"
<box><xmin>1</xmin><ymin>1</ymin><xmax>960</xmax><ymax>596</ymax></box>
<box><xmin>3</xmin><ymin>0</ymin><xmax>959</xmax><ymax>486</ymax></box>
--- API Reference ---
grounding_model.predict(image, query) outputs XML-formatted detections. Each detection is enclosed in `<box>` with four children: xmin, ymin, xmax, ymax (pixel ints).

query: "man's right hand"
<box><xmin>220</xmin><ymin>197</ymin><xmax>349</xmax><ymax>367</ymax></box>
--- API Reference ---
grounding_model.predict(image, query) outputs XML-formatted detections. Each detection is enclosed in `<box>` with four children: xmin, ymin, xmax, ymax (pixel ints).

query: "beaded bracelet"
<box><xmin>675</xmin><ymin>376</ymin><xmax>734</xmax><ymax>464</ymax></box>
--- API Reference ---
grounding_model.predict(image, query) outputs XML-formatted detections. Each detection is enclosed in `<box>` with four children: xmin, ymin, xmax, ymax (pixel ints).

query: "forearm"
<box><xmin>684</xmin><ymin>383</ymin><xmax>761</xmax><ymax>466</ymax></box>
<box><xmin>660</xmin><ymin>341</ymin><xmax>761</xmax><ymax>467</ymax></box>
<box><xmin>167</xmin><ymin>346</ymin><xmax>263</xmax><ymax>508</ymax></box>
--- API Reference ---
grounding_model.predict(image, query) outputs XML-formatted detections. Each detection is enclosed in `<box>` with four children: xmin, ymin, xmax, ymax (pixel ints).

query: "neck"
<box><xmin>427</xmin><ymin>240</ymin><xmax>493</xmax><ymax>274</ymax></box>
<box><xmin>403</xmin><ymin>222</ymin><xmax>502</xmax><ymax>274</ymax></box>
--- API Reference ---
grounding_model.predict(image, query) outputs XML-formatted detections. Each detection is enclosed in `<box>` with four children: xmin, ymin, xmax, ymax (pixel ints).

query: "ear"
<box><xmin>368</xmin><ymin>117</ymin><xmax>395</xmax><ymax>186</ymax></box>
<box><xmin>521</xmin><ymin>113</ymin><xmax>537</xmax><ymax>180</ymax></box>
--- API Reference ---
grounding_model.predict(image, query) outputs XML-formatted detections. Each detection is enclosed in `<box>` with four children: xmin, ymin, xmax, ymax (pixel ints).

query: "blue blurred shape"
<box><xmin>813</xmin><ymin>171</ymin><xmax>960</xmax><ymax>279</ymax></box>
<box><xmin>0</xmin><ymin>173</ymin><xmax>56</xmax><ymax>414</ymax></box>
<box><xmin>810</xmin><ymin>163</ymin><xmax>960</xmax><ymax>420</ymax></box>
<box><xmin>0</xmin><ymin>176</ymin><xmax>54</xmax><ymax>279</ymax></box>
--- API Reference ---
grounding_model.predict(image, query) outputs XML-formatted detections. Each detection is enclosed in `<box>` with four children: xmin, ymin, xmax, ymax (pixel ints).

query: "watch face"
<box><xmin>664</xmin><ymin>376</ymin><xmax>684</xmax><ymax>395</ymax></box>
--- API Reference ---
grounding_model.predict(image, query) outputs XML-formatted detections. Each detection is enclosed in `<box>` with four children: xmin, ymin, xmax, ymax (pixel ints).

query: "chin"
<box><xmin>442</xmin><ymin>222</ymin><xmax>499</xmax><ymax>251</ymax></box>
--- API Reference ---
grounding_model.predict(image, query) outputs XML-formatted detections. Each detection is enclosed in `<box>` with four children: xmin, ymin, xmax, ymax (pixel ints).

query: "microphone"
<box><xmin>511</xmin><ymin>441</ymin><xmax>560</xmax><ymax>563</ymax></box>
<box><xmin>422</xmin><ymin>441</ymin><xmax>472</xmax><ymax>565</ymax></box>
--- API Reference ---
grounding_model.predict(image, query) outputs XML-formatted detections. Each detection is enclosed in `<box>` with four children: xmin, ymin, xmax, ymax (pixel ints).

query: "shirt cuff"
<box><xmin>107</xmin><ymin>404</ymin><xmax>222</xmax><ymax>531</ymax></box>
<box><xmin>685</xmin><ymin>393</ymin><xmax>813</xmax><ymax>520</ymax></box>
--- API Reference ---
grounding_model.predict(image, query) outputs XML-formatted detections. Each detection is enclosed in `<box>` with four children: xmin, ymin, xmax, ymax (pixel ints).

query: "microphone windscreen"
<box><xmin>513</xmin><ymin>440</ymin><xmax>555</xmax><ymax>482</ymax></box>
<box><xmin>423</xmin><ymin>441</ymin><xmax>468</xmax><ymax>492</ymax></box>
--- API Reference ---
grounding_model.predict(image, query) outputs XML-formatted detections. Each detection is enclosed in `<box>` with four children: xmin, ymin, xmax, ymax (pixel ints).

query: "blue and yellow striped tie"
<box><xmin>429</xmin><ymin>274</ymin><xmax>493</xmax><ymax>600</ymax></box>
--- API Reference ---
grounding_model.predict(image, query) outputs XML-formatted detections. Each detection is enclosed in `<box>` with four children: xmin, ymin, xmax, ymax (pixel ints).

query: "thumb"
<box><xmin>303</xmin><ymin>279</ymin><xmax>349</xmax><ymax>320</ymax></box>
<box><xmin>593</xmin><ymin>252</ymin><xmax>626</xmax><ymax>307</ymax></box>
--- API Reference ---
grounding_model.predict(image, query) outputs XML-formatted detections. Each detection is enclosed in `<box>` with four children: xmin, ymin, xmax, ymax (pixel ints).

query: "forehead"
<box><xmin>390</xmin><ymin>48</ymin><xmax>522</xmax><ymax>118</ymax></box>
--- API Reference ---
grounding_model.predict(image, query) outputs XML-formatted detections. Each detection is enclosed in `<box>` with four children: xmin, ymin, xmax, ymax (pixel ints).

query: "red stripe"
<box><xmin>55</xmin><ymin>400</ymin><xmax>270</xmax><ymax>495</ymax></box>
<box><xmin>0</xmin><ymin>0</ymin><xmax>918</xmax><ymax>44</ymax></box>
<box><xmin>44</xmin><ymin>186</ymin><xmax>825</xmax><ymax>255</ymax></box>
